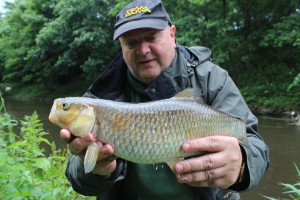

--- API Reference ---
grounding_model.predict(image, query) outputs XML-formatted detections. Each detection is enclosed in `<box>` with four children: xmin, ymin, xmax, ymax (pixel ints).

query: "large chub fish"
<box><xmin>49</xmin><ymin>88</ymin><xmax>247</xmax><ymax>173</ymax></box>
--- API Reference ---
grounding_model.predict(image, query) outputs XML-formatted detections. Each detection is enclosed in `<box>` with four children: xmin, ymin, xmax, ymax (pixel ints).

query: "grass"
<box><xmin>263</xmin><ymin>163</ymin><xmax>300</xmax><ymax>200</ymax></box>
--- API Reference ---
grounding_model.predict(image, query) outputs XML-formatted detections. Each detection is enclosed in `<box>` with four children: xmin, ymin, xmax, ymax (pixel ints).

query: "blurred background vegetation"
<box><xmin>0</xmin><ymin>0</ymin><xmax>299</xmax><ymax>114</ymax></box>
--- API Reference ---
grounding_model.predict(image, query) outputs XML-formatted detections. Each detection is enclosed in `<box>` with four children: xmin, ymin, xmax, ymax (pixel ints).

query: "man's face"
<box><xmin>119</xmin><ymin>25</ymin><xmax>176</xmax><ymax>85</ymax></box>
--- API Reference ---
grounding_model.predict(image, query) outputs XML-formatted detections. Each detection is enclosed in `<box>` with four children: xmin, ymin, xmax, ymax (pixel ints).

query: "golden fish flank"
<box><xmin>49</xmin><ymin>88</ymin><xmax>247</xmax><ymax>173</ymax></box>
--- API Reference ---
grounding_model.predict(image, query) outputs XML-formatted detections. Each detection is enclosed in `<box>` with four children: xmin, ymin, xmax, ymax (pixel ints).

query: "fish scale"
<box><xmin>93</xmin><ymin>101</ymin><xmax>244</xmax><ymax>164</ymax></box>
<box><xmin>49</xmin><ymin>88</ymin><xmax>247</xmax><ymax>173</ymax></box>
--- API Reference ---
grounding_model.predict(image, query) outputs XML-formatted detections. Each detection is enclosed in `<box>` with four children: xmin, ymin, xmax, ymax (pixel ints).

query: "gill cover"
<box><xmin>70</xmin><ymin>104</ymin><xmax>95</xmax><ymax>137</ymax></box>
<box><xmin>49</xmin><ymin>98</ymin><xmax>96</xmax><ymax>137</ymax></box>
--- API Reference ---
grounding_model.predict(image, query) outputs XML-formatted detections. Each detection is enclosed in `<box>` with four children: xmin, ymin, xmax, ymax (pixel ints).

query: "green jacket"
<box><xmin>65</xmin><ymin>45</ymin><xmax>269</xmax><ymax>200</ymax></box>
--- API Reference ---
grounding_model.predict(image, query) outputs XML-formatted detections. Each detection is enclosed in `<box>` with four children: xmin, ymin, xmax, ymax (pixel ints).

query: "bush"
<box><xmin>0</xmin><ymin>95</ymin><xmax>92</xmax><ymax>199</ymax></box>
<box><xmin>240</xmin><ymin>83</ymin><xmax>300</xmax><ymax>115</ymax></box>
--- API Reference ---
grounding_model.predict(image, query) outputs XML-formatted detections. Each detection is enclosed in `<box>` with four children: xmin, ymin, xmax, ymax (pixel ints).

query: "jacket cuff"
<box><xmin>100</xmin><ymin>158</ymin><xmax>126</xmax><ymax>182</ymax></box>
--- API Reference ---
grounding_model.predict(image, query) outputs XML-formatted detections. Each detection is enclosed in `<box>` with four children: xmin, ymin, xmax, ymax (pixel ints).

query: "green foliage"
<box><xmin>288</xmin><ymin>73</ymin><xmax>300</xmax><ymax>91</ymax></box>
<box><xmin>0</xmin><ymin>0</ymin><xmax>119</xmax><ymax>90</ymax></box>
<box><xmin>260</xmin><ymin>12</ymin><xmax>300</xmax><ymax>48</ymax></box>
<box><xmin>263</xmin><ymin>163</ymin><xmax>300</xmax><ymax>200</ymax></box>
<box><xmin>240</xmin><ymin>83</ymin><xmax>300</xmax><ymax>115</ymax></box>
<box><xmin>0</xmin><ymin>96</ymin><xmax>91</xmax><ymax>199</ymax></box>
<box><xmin>0</xmin><ymin>0</ymin><xmax>55</xmax><ymax>84</ymax></box>
<box><xmin>9</xmin><ymin>78</ymin><xmax>90</xmax><ymax>101</ymax></box>
<box><xmin>35</xmin><ymin>0</ymin><xmax>119</xmax><ymax>85</ymax></box>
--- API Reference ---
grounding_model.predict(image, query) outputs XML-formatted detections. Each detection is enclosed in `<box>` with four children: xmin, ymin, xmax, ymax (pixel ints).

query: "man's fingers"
<box><xmin>60</xmin><ymin>129</ymin><xmax>72</xmax><ymax>143</ymax></box>
<box><xmin>176</xmin><ymin>167</ymin><xmax>220</xmax><ymax>183</ymax></box>
<box><xmin>176</xmin><ymin>153</ymin><xmax>226</xmax><ymax>174</ymax></box>
<box><xmin>97</xmin><ymin>155</ymin><xmax>118</xmax><ymax>165</ymax></box>
<box><xmin>68</xmin><ymin>134</ymin><xmax>77</xmax><ymax>144</ymax></box>
<box><xmin>68</xmin><ymin>138</ymin><xmax>90</xmax><ymax>155</ymax></box>
<box><xmin>175</xmin><ymin>136</ymin><xmax>243</xmax><ymax>188</ymax></box>
<box><xmin>59</xmin><ymin>128</ymin><xmax>117</xmax><ymax>176</ymax></box>
<box><xmin>182</xmin><ymin>136</ymin><xmax>230</xmax><ymax>153</ymax></box>
<box><xmin>186</xmin><ymin>176</ymin><xmax>229</xmax><ymax>189</ymax></box>
<box><xmin>60</xmin><ymin>129</ymin><xmax>95</xmax><ymax>144</ymax></box>
<box><xmin>93</xmin><ymin>158</ymin><xmax>117</xmax><ymax>176</ymax></box>
<box><xmin>176</xmin><ymin>166</ymin><xmax>231</xmax><ymax>188</ymax></box>
<box><xmin>98</xmin><ymin>144</ymin><xmax>115</xmax><ymax>160</ymax></box>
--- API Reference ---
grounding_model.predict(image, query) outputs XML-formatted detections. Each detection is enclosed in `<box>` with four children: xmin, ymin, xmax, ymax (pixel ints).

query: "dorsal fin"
<box><xmin>173</xmin><ymin>88</ymin><xmax>203</xmax><ymax>104</ymax></box>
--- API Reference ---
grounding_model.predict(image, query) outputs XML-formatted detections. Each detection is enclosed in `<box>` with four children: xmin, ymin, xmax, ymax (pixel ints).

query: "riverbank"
<box><xmin>0</xmin><ymin>81</ymin><xmax>90</xmax><ymax>103</ymax></box>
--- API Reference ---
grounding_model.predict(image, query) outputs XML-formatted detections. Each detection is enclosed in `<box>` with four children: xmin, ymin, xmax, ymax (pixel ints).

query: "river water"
<box><xmin>3</xmin><ymin>98</ymin><xmax>300</xmax><ymax>200</ymax></box>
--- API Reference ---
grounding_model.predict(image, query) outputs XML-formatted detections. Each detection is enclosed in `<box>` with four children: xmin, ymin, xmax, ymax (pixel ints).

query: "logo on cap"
<box><xmin>125</xmin><ymin>6</ymin><xmax>151</xmax><ymax>18</ymax></box>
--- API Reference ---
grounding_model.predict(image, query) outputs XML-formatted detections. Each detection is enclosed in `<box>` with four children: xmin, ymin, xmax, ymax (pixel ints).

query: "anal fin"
<box><xmin>166</xmin><ymin>158</ymin><xmax>184</xmax><ymax>174</ymax></box>
<box><xmin>84</xmin><ymin>141</ymin><xmax>100</xmax><ymax>173</ymax></box>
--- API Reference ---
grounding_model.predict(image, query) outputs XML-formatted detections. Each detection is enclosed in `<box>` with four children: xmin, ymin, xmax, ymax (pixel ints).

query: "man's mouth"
<box><xmin>139</xmin><ymin>59</ymin><xmax>154</xmax><ymax>64</ymax></box>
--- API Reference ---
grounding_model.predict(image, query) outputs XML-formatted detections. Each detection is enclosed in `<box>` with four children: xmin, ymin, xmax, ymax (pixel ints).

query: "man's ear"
<box><xmin>170</xmin><ymin>25</ymin><xmax>176</xmax><ymax>47</ymax></box>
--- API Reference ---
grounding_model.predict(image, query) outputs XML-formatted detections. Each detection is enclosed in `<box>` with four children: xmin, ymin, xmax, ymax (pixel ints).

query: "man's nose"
<box><xmin>137</xmin><ymin>41</ymin><xmax>150</xmax><ymax>55</ymax></box>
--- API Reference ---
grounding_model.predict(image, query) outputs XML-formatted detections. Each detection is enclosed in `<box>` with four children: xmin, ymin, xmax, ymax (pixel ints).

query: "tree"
<box><xmin>34</xmin><ymin>0</ymin><xmax>119</xmax><ymax>89</ymax></box>
<box><xmin>0</xmin><ymin>0</ymin><xmax>57</xmax><ymax>85</ymax></box>
<box><xmin>0</xmin><ymin>0</ymin><xmax>119</xmax><ymax>90</ymax></box>
<box><xmin>0</xmin><ymin>0</ymin><xmax>299</xmax><ymax>110</ymax></box>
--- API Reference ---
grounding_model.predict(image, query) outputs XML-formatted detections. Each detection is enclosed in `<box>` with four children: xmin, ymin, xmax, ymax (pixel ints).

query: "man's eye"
<box><xmin>126</xmin><ymin>41</ymin><xmax>137</xmax><ymax>49</ymax></box>
<box><xmin>145</xmin><ymin>35</ymin><xmax>156</xmax><ymax>42</ymax></box>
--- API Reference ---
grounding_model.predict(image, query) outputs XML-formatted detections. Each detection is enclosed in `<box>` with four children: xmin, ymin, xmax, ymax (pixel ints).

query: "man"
<box><xmin>60</xmin><ymin>0</ymin><xmax>269</xmax><ymax>199</ymax></box>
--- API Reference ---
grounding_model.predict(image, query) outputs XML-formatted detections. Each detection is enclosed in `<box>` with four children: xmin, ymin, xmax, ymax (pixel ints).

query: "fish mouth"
<box><xmin>49</xmin><ymin>100</ymin><xmax>58</xmax><ymax>123</ymax></box>
<box><xmin>48</xmin><ymin>106</ymin><xmax>60</xmax><ymax>124</ymax></box>
<box><xmin>48</xmin><ymin>110</ymin><xmax>67</xmax><ymax>130</ymax></box>
<box><xmin>49</xmin><ymin>112</ymin><xmax>57</xmax><ymax>123</ymax></box>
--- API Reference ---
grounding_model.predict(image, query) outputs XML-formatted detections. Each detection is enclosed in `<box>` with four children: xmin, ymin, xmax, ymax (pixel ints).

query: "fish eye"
<box><xmin>62</xmin><ymin>102</ymin><xmax>70</xmax><ymax>111</ymax></box>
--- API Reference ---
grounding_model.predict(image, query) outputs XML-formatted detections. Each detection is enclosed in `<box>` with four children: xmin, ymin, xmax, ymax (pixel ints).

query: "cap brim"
<box><xmin>113</xmin><ymin>19</ymin><xmax>169</xmax><ymax>40</ymax></box>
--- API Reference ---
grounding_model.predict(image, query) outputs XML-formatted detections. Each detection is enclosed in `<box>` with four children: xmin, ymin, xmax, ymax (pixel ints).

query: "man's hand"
<box><xmin>175</xmin><ymin>136</ymin><xmax>243</xmax><ymax>189</ymax></box>
<box><xmin>60</xmin><ymin>129</ymin><xmax>117</xmax><ymax>176</ymax></box>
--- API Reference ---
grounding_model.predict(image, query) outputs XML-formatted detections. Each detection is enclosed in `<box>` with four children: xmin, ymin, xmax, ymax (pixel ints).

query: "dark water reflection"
<box><xmin>241</xmin><ymin>116</ymin><xmax>300</xmax><ymax>200</ymax></box>
<box><xmin>4</xmin><ymin>98</ymin><xmax>300</xmax><ymax>200</ymax></box>
<box><xmin>4</xmin><ymin>99</ymin><xmax>67</xmax><ymax>150</ymax></box>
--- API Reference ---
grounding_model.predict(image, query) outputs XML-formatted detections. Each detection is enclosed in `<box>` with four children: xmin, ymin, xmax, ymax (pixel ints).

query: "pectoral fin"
<box><xmin>84</xmin><ymin>141</ymin><xmax>100</xmax><ymax>173</ymax></box>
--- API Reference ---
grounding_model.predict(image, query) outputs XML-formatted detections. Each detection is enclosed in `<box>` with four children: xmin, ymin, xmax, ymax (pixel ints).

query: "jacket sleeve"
<box><xmin>65</xmin><ymin>155</ymin><xmax>126</xmax><ymax>197</ymax></box>
<box><xmin>193</xmin><ymin>61</ymin><xmax>269</xmax><ymax>191</ymax></box>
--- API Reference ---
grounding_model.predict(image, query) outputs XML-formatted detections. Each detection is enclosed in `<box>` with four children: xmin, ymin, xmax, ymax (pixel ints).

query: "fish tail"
<box><xmin>84</xmin><ymin>141</ymin><xmax>100</xmax><ymax>173</ymax></box>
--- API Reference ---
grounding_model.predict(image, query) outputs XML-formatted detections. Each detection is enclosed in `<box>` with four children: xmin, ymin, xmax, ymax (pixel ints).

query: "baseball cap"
<box><xmin>113</xmin><ymin>0</ymin><xmax>172</xmax><ymax>40</ymax></box>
